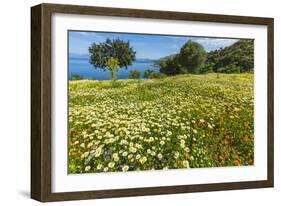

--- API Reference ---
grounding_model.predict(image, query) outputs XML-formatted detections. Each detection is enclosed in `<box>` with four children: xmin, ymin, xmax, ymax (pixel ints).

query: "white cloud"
<box><xmin>190</xmin><ymin>37</ymin><xmax>238</xmax><ymax>51</ymax></box>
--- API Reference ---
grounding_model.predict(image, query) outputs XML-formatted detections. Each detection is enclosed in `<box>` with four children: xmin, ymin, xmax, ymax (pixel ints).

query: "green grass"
<box><xmin>68</xmin><ymin>73</ymin><xmax>254</xmax><ymax>174</ymax></box>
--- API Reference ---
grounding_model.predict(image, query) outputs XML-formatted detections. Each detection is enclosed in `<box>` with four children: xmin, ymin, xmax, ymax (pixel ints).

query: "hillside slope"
<box><xmin>206</xmin><ymin>39</ymin><xmax>254</xmax><ymax>72</ymax></box>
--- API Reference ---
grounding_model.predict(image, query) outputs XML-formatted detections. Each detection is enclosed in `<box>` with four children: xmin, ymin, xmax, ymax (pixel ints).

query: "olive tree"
<box><xmin>89</xmin><ymin>38</ymin><xmax>136</xmax><ymax>80</ymax></box>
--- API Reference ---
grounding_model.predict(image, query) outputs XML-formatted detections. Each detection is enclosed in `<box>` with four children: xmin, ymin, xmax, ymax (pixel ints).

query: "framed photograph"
<box><xmin>31</xmin><ymin>3</ymin><xmax>274</xmax><ymax>202</ymax></box>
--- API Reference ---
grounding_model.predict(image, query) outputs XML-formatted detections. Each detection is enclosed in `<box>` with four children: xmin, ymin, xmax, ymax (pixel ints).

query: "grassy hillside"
<box><xmin>206</xmin><ymin>39</ymin><xmax>254</xmax><ymax>72</ymax></box>
<box><xmin>68</xmin><ymin>74</ymin><xmax>254</xmax><ymax>173</ymax></box>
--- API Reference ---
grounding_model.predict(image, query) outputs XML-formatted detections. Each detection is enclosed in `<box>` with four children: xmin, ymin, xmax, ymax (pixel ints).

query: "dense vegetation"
<box><xmin>158</xmin><ymin>39</ymin><xmax>254</xmax><ymax>75</ymax></box>
<box><xmin>68</xmin><ymin>74</ymin><xmax>254</xmax><ymax>173</ymax></box>
<box><xmin>179</xmin><ymin>40</ymin><xmax>207</xmax><ymax>73</ymax></box>
<box><xmin>128</xmin><ymin>69</ymin><xmax>141</xmax><ymax>79</ymax></box>
<box><xmin>205</xmin><ymin>39</ymin><xmax>254</xmax><ymax>73</ymax></box>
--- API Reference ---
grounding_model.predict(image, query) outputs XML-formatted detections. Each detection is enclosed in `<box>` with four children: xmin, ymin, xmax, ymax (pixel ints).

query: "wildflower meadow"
<box><xmin>68</xmin><ymin>73</ymin><xmax>254</xmax><ymax>174</ymax></box>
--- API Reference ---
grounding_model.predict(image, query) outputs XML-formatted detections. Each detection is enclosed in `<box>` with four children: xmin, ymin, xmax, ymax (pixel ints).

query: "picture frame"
<box><xmin>31</xmin><ymin>3</ymin><xmax>274</xmax><ymax>202</ymax></box>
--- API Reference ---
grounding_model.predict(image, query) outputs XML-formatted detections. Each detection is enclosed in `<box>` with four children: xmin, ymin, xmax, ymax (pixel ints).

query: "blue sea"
<box><xmin>69</xmin><ymin>57</ymin><xmax>160</xmax><ymax>80</ymax></box>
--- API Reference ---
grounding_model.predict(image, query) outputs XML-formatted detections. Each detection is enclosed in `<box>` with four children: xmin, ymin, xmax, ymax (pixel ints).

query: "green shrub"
<box><xmin>143</xmin><ymin>69</ymin><xmax>155</xmax><ymax>78</ymax></box>
<box><xmin>217</xmin><ymin>65</ymin><xmax>240</xmax><ymax>74</ymax></box>
<box><xmin>128</xmin><ymin>69</ymin><xmax>141</xmax><ymax>79</ymax></box>
<box><xmin>148</xmin><ymin>71</ymin><xmax>167</xmax><ymax>79</ymax></box>
<box><xmin>199</xmin><ymin>63</ymin><xmax>214</xmax><ymax>74</ymax></box>
<box><xmin>159</xmin><ymin>55</ymin><xmax>182</xmax><ymax>76</ymax></box>
<box><xmin>70</xmin><ymin>74</ymin><xmax>84</xmax><ymax>80</ymax></box>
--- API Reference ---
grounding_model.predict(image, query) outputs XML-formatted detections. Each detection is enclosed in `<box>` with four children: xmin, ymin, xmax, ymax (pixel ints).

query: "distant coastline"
<box><xmin>69</xmin><ymin>56</ymin><xmax>160</xmax><ymax>80</ymax></box>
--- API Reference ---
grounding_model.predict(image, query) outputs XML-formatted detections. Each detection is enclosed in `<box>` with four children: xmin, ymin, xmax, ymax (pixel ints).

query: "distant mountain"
<box><xmin>135</xmin><ymin>58</ymin><xmax>158</xmax><ymax>63</ymax></box>
<box><xmin>159</xmin><ymin>54</ymin><xmax>177</xmax><ymax>61</ymax></box>
<box><xmin>69</xmin><ymin>54</ymin><xmax>157</xmax><ymax>63</ymax></box>
<box><xmin>154</xmin><ymin>54</ymin><xmax>177</xmax><ymax>65</ymax></box>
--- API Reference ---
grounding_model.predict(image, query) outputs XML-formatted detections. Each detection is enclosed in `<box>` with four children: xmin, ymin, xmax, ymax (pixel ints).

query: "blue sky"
<box><xmin>69</xmin><ymin>31</ymin><xmax>239</xmax><ymax>59</ymax></box>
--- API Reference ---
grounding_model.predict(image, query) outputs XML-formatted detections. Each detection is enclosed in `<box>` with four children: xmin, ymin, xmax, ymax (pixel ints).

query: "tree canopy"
<box><xmin>128</xmin><ymin>69</ymin><xmax>141</xmax><ymax>79</ymax></box>
<box><xmin>143</xmin><ymin>69</ymin><xmax>155</xmax><ymax>78</ymax></box>
<box><xmin>158</xmin><ymin>40</ymin><xmax>207</xmax><ymax>75</ymax></box>
<box><xmin>206</xmin><ymin>39</ymin><xmax>254</xmax><ymax>72</ymax></box>
<box><xmin>178</xmin><ymin>40</ymin><xmax>207</xmax><ymax>74</ymax></box>
<box><xmin>89</xmin><ymin>38</ymin><xmax>136</xmax><ymax>70</ymax></box>
<box><xmin>159</xmin><ymin>54</ymin><xmax>182</xmax><ymax>76</ymax></box>
<box><xmin>158</xmin><ymin>39</ymin><xmax>254</xmax><ymax>75</ymax></box>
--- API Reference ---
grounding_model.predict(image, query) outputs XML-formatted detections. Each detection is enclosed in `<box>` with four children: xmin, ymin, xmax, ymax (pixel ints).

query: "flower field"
<box><xmin>68</xmin><ymin>73</ymin><xmax>254</xmax><ymax>174</ymax></box>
